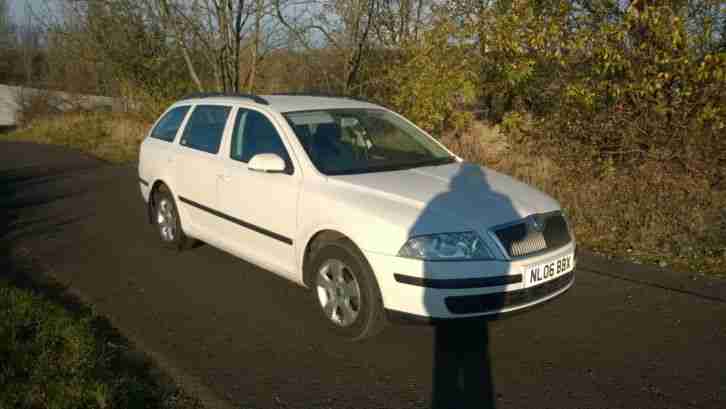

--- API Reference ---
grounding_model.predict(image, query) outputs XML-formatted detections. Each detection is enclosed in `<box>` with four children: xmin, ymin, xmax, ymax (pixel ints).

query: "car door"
<box><xmin>217</xmin><ymin>107</ymin><xmax>301</xmax><ymax>279</ymax></box>
<box><xmin>174</xmin><ymin>104</ymin><xmax>233</xmax><ymax>238</ymax></box>
<box><xmin>139</xmin><ymin>105</ymin><xmax>191</xmax><ymax>190</ymax></box>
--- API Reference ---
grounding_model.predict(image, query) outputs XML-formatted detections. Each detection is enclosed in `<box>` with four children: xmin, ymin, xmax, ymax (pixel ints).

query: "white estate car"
<box><xmin>138</xmin><ymin>93</ymin><xmax>575</xmax><ymax>339</ymax></box>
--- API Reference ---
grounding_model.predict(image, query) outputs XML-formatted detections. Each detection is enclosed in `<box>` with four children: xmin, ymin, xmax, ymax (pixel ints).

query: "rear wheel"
<box><xmin>310</xmin><ymin>240</ymin><xmax>386</xmax><ymax>340</ymax></box>
<box><xmin>153</xmin><ymin>186</ymin><xmax>194</xmax><ymax>251</ymax></box>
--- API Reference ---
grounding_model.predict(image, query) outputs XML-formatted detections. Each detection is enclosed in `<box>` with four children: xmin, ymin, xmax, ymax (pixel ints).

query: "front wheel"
<box><xmin>310</xmin><ymin>240</ymin><xmax>386</xmax><ymax>340</ymax></box>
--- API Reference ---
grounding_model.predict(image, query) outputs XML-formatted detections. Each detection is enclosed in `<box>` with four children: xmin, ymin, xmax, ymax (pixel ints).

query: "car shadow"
<box><xmin>0</xmin><ymin>125</ymin><xmax>17</xmax><ymax>134</ymax></box>
<box><xmin>0</xmin><ymin>151</ymin><xmax>191</xmax><ymax>402</ymax></box>
<box><xmin>403</xmin><ymin>162</ymin><xmax>525</xmax><ymax>409</ymax></box>
<box><xmin>0</xmin><ymin>164</ymin><xmax>92</xmax><ymax>284</ymax></box>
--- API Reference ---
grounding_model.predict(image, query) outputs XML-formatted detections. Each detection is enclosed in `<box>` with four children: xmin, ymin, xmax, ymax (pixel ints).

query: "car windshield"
<box><xmin>283</xmin><ymin>109</ymin><xmax>455</xmax><ymax>175</ymax></box>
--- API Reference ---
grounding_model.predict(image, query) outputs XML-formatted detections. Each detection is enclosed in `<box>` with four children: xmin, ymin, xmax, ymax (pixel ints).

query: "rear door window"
<box><xmin>150</xmin><ymin>106</ymin><xmax>190</xmax><ymax>142</ymax></box>
<box><xmin>180</xmin><ymin>105</ymin><xmax>232</xmax><ymax>154</ymax></box>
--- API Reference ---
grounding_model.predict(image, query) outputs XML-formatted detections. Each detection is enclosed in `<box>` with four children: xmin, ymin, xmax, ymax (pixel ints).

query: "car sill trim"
<box><xmin>178</xmin><ymin>196</ymin><xmax>293</xmax><ymax>245</ymax></box>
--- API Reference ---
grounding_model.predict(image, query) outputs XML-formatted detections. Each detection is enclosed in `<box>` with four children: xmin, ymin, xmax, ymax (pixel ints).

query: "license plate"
<box><xmin>524</xmin><ymin>253</ymin><xmax>574</xmax><ymax>288</ymax></box>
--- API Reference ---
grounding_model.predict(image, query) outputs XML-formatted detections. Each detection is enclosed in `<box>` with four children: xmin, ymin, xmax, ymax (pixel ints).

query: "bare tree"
<box><xmin>0</xmin><ymin>0</ymin><xmax>16</xmax><ymax>84</ymax></box>
<box><xmin>0</xmin><ymin>0</ymin><xmax>10</xmax><ymax>47</ymax></box>
<box><xmin>19</xmin><ymin>2</ymin><xmax>43</xmax><ymax>86</ymax></box>
<box><xmin>154</xmin><ymin>0</ymin><xmax>283</xmax><ymax>93</ymax></box>
<box><xmin>373</xmin><ymin>0</ymin><xmax>433</xmax><ymax>46</ymax></box>
<box><xmin>153</xmin><ymin>0</ymin><xmax>205</xmax><ymax>91</ymax></box>
<box><xmin>273</xmin><ymin>0</ymin><xmax>380</xmax><ymax>94</ymax></box>
<box><xmin>272</xmin><ymin>0</ymin><xmax>437</xmax><ymax>94</ymax></box>
<box><xmin>247</xmin><ymin>0</ymin><xmax>263</xmax><ymax>91</ymax></box>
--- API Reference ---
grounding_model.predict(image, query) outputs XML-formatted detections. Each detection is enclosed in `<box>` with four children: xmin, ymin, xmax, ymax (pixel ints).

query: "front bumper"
<box><xmin>139</xmin><ymin>177</ymin><xmax>151</xmax><ymax>202</ymax></box>
<box><xmin>364</xmin><ymin>242</ymin><xmax>575</xmax><ymax>320</ymax></box>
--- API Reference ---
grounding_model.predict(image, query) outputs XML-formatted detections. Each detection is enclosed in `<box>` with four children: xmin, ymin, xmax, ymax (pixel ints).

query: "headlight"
<box><xmin>398</xmin><ymin>231</ymin><xmax>494</xmax><ymax>261</ymax></box>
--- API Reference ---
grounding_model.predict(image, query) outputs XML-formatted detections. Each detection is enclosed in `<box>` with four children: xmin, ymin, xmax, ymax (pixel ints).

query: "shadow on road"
<box><xmin>405</xmin><ymin>162</ymin><xmax>524</xmax><ymax>409</ymax></box>
<box><xmin>431</xmin><ymin>321</ymin><xmax>496</xmax><ymax>409</ymax></box>
<box><xmin>0</xmin><ymin>147</ymin><xmax>140</xmax><ymax>370</ymax></box>
<box><xmin>0</xmin><ymin>162</ymin><xmax>91</xmax><ymax>293</ymax></box>
<box><xmin>0</xmin><ymin>144</ymin><xmax>203</xmax><ymax>408</ymax></box>
<box><xmin>1</xmin><ymin>166</ymin><xmax>89</xmax><ymax>242</ymax></box>
<box><xmin>0</xmin><ymin>125</ymin><xmax>17</xmax><ymax>134</ymax></box>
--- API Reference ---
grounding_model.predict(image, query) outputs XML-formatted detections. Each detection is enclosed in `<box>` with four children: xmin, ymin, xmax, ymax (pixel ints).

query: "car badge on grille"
<box><xmin>530</xmin><ymin>215</ymin><xmax>544</xmax><ymax>232</ymax></box>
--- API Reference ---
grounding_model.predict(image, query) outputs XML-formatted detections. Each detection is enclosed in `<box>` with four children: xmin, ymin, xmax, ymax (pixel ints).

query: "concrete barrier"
<box><xmin>0</xmin><ymin>84</ymin><xmax>118</xmax><ymax>127</ymax></box>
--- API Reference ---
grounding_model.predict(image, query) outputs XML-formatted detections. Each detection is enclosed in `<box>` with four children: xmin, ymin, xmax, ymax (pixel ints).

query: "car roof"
<box><xmin>175</xmin><ymin>94</ymin><xmax>383</xmax><ymax>113</ymax></box>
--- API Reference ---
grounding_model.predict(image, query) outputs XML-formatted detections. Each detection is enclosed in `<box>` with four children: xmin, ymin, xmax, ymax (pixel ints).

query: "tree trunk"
<box><xmin>247</xmin><ymin>0</ymin><xmax>262</xmax><ymax>92</ymax></box>
<box><xmin>181</xmin><ymin>46</ymin><xmax>204</xmax><ymax>92</ymax></box>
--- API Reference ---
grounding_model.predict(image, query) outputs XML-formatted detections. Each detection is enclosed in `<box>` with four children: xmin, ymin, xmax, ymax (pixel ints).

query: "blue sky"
<box><xmin>9</xmin><ymin>0</ymin><xmax>46</xmax><ymax>24</ymax></box>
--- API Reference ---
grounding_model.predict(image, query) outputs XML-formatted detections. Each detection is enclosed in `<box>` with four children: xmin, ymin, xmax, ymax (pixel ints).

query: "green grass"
<box><xmin>0</xmin><ymin>279</ymin><xmax>203</xmax><ymax>409</ymax></box>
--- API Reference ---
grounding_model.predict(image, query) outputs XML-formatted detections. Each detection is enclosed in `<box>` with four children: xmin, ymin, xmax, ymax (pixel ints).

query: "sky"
<box><xmin>9</xmin><ymin>0</ymin><xmax>47</xmax><ymax>24</ymax></box>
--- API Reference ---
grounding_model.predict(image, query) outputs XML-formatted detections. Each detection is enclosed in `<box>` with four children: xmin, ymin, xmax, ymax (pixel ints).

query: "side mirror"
<box><xmin>248</xmin><ymin>153</ymin><xmax>287</xmax><ymax>173</ymax></box>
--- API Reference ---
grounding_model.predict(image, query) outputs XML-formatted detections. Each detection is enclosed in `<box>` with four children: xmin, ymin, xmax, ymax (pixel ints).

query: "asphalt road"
<box><xmin>2</xmin><ymin>141</ymin><xmax>725</xmax><ymax>409</ymax></box>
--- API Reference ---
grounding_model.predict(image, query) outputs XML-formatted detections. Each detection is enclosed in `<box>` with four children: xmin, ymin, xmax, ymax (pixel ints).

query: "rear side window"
<box><xmin>230</xmin><ymin>109</ymin><xmax>292</xmax><ymax>170</ymax></box>
<box><xmin>150</xmin><ymin>106</ymin><xmax>190</xmax><ymax>142</ymax></box>
<box><xmin>180</xmin><ymin>105</ymin><xmax>232</xmax><ymax>154</ymax></box>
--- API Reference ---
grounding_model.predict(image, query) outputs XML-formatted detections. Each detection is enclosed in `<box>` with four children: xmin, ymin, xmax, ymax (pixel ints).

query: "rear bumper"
<box><xmin>363</xmin><ymin>243</ymin><xmax>575</xmax><ymax>320</ymax></box>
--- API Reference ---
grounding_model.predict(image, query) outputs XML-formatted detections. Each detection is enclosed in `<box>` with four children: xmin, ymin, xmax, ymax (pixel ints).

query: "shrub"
<box><xmin>444</xmin><ymin>121</ymin><xmax>726</xmax><ymax>276</ymax></box>
<box><xmin>451</xmin><ymin>1</ymin><xmax>726</xmax><ymax>274</ymax></box>
<box><xmin>547</xmin><ymin>5</ymin><xmax>725</xmax><ymax>170</ymax></box>
<box><xmin>478</xmin><ymin>1</ymin><xmax>725</xmax><ymax>172</ymax></box>
<box><xmin>366</xmin><ymin>17</ymin><xmax>478</xmax><ymax>134</ymax></box>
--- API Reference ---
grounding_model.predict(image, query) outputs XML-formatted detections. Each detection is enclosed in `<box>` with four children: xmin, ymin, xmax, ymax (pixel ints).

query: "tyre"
<box><xmin>152</xmin><ymin>185</ymin><xmax>194</xmax><ymax>251</ymax></box>
<box><xmin>310</xmin><ymin>240</ymin><xmax>386</xmax><ymax>340</ymax></box>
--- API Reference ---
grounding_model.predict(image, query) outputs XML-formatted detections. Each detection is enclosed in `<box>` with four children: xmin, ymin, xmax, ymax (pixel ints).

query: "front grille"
<box><xmin>493</xmin><ymin>212</ymin><xmax>571</xmax><ymax>258</ymax></box>
<box><xmin>445</xmin><ymin>271</ymin><xmax>574</xmax><ymax>314</ymax></box>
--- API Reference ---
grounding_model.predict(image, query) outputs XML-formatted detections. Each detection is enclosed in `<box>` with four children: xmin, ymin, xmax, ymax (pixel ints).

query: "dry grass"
<box><xmin>443</xmin><ymin>121</ymin><xmax>726</xmax><ymax>276</ymax></box>
<box><xmin>1</xmin><ymin>112</ymin><xmax>151</xmax><ymax>163</ymax></box>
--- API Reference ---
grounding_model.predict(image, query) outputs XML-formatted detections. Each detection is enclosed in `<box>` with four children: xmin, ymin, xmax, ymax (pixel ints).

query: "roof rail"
<box><xmin>181</xmin><ymin>92</ymin><xmax>269</xmax><ymax>105</ymax></box>
<box><xmin>269</xmin><ymin>92</ymin><xmax>369</xmax><ymax>103</ymax></box>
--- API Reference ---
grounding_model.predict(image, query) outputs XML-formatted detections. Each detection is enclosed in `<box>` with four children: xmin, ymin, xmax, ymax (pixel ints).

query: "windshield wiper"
<box><xmin>414</xmin><ymin>157</ymin><xmax>457</xmax><ymax>167</ymax></box>
<box><xmin>327</xmin><ymin>156</ymin><xmax>456</xmax><ymax>175</ymax></box>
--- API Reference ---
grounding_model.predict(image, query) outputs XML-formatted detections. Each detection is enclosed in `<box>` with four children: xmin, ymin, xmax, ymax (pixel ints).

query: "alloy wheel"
<box><xmin>316</xmin><ymin>259</ymin><xmax>361</xmax><ymax>327</ymax></box>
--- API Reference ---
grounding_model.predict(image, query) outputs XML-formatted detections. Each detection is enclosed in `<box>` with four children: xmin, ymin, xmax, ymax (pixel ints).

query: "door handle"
<box><xmin>217</xmin><ymin>174</ymin><xmax>231</xmax><ymax>182</ymax></box>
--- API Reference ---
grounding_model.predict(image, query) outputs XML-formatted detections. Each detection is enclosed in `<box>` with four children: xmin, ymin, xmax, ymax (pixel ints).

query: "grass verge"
<box><xmin>0</xmin><ymin>248</ymin><xmax>204</xmax><ymax>409</ymax></box>
<box><xmin>1</xmin><ymin>112</ymin><xmax>150</xmax><ymax>163</ymax></box>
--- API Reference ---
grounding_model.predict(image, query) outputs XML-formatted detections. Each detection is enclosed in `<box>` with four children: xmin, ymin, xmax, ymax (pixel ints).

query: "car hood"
<box><xmin>329</xmin><ymin>162</ymin><xmax>560</xmax><ymax>235</ymax></box>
